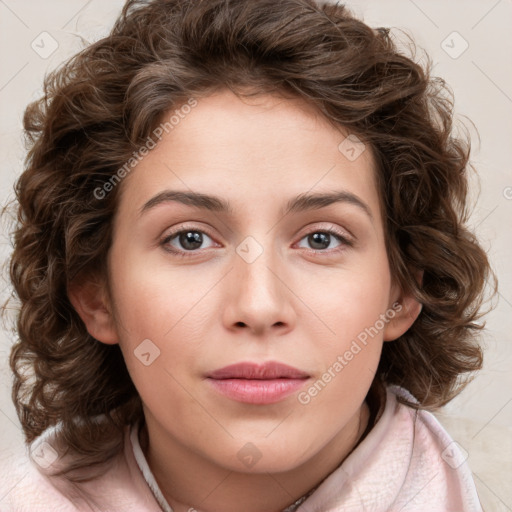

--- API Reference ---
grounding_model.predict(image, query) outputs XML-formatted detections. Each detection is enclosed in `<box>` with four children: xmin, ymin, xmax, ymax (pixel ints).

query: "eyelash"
<box><xmin>160</xmin><ymin>224</ymin><xmax>353</xmax><ymax>258</ymax></box>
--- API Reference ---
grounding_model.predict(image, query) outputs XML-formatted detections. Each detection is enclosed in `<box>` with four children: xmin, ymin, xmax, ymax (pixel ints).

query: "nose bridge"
<box><xmin>224</xmin><ymin>231</ymin><xmax>295</xmax><ymax>334</ymax></box>
<box><xmin>234</xmin><ymin>233</ymin><xmax>281</xmax><ymax>302</ymax></box>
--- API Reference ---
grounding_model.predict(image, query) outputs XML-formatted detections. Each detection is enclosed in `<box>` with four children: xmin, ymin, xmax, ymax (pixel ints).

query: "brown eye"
<box><xmin>297</xmin><ymin>229</ymin><xmax>352</xmax><ymax>253</ymax></box>
<box><xmin>174</xmin><ymin>231</ymin><xmax>204</xmax><ymax>251</ymax></box>
<box><xmin>160</xmin><ymin>226</ymin><xmax>218</xmax><ymax>257</ymax></box>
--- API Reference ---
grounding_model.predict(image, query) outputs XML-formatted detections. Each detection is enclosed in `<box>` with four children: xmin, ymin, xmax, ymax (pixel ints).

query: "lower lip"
<box><xmin>207</xmin><ymin>378</ymin><xmax>309</xmax><ymax>404</ymax></box>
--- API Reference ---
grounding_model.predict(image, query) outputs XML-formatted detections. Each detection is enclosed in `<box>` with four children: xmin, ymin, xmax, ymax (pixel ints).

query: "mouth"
<box><xmin>206</xmin><ymin>361</ymin><xmax>310</xmax><ymax>404</ymax></box>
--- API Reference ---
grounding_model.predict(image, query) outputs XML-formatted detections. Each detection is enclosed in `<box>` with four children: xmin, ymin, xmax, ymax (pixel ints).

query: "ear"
<box><xmin>67</xmin><ymin>274</ymin><xmax>118</xmax><ymax>345</ymax></box>
<box><xmin>383</xmin><ymin>270</ymin><xmax>423</xmax><ymax>342</ymax></box>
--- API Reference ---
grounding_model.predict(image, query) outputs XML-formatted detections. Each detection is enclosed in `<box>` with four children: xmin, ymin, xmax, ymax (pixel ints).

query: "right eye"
<box><xmin>160</xmin><ymin>226</ymin><xmax>219</xmax><ymax>257</ymax></box>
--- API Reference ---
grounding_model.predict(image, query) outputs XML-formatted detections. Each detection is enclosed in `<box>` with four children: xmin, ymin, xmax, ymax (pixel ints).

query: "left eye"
<box><xmin>296</xmin><ymin>229</ymin><xmax>351</xmax><ymax>252</ymax></box>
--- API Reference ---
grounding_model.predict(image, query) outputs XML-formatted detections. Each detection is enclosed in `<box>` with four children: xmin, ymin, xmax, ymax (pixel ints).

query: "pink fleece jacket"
<box><xmin>0</xmin><ymin>386</ymin><xmax>483</xmax><ymax>511</ymax></box>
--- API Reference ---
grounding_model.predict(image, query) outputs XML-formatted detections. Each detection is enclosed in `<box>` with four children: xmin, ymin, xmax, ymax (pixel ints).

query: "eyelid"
<box><xmin>160</xmin><ymin>222</ymin><xmax>219</xmax><ymax>246</ymax></box>
<box><xmin>296</xmin><ymin>222</ymin><xmax>353</xmax><ymax>242</ymax></box>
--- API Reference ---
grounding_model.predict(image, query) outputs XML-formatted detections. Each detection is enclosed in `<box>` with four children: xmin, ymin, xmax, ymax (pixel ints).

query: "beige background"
<box><xmin>0</xmin><ymin>0</ymin><xmax>511</xmax><ymax>510</ymax></box>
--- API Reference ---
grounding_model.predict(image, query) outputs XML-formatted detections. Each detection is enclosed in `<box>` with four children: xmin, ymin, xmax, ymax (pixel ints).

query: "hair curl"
<box><xmin>3</xmin><ymin>0</ymin><xmax>497</xmax><ymax>480</ymax></box>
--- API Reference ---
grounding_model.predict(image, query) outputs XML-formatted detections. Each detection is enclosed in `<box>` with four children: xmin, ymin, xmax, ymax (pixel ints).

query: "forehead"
<box><xmin>116</xmin><ymin>89</ymin><xmax>383</xmax><ymax>225</ymax></box>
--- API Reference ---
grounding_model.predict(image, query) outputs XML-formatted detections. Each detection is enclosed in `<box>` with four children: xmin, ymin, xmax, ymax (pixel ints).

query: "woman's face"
<box><xmin>102</xmin><ymin>89</ymin><xmax>409</xmax><ymax>473</ymax></box>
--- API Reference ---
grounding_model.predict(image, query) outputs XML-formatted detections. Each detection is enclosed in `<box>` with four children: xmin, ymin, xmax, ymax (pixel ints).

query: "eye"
<box><xmin>296</xmin><ymin>227</ymin><xmax>353</xmax><ymax>254</ymax></box>
<box><xmin>160</xmin><ymin>226</ymin><xmax>217</xmax><ymax>257</ymax></box>
<box><xmin>160</xmin><ymin>224</ymin><xmax>353</xmax><ymax>259</ymax></box>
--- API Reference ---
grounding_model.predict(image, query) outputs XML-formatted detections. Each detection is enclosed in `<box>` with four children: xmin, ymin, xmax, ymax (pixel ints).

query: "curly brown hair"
<box><xmin>2</xmin><ymin>0</ymin><xmax>497</xmax><ymax>481</ymax></box>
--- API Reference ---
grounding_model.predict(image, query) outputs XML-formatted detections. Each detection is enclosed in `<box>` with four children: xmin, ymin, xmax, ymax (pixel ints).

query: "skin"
<box><xmin>70</xmin><ymin>89</ymin><xmax>422</xmax><ymax>512</ymax></box>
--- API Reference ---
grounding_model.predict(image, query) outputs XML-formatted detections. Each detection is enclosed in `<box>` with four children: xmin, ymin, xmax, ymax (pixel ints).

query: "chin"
<box><xmin>208</xmin><ymin>439</ymin><xmax>311</xmax><ymax>475</ymax></box>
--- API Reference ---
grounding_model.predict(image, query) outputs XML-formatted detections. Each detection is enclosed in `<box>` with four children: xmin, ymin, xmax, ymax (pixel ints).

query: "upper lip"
<box><xmin>207</xmin><ymin>361</ymin><xmax>310</xmax><ymax>380</ymax></box>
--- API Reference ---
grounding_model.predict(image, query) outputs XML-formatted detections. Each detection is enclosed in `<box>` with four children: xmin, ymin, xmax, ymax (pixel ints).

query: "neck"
<box><xmin>141</xmin><ymin>401</ymin><xmax>370</xmax><ymax>512</ymax></box>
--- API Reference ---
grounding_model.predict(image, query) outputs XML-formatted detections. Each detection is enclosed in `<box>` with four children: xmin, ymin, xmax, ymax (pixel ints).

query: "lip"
<box><xmin>206</xmin><ymin>361</ymin><xmax>310</xmax><ymax>404</ymax></box>
<box><xmin>208</xmin><ymin>361</ymin><xmax>309</xmax><ymax>380</ymax></box>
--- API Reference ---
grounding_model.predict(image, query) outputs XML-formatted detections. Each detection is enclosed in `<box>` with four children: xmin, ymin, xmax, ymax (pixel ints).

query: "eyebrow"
<box><xmin>140</xmin><ymin>189</ymin><xmax>373</xmax><ymax>220</ymax></box>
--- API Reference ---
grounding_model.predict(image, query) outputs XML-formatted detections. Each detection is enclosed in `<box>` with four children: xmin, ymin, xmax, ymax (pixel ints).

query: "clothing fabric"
<box><xmin>0</xmin><ymin>386</ymin><xmax>483</xmax><ymax>511</ymax></box>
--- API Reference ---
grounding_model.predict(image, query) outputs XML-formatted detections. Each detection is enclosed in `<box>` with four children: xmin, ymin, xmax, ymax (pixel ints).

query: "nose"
<box><xmin>222</xmin><ymin>240</ymin><xmax>296</xmax><ymax>337</ymax></box>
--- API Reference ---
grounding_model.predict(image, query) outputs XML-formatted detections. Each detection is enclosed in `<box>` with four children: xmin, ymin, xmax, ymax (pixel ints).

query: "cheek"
<box><xmin>296</xmin><ymin>252</ymin><xmax>391</xmax><ymax>390</ymax></box>
<box><xmin>109</xmin><ymin>249</ymin><xmax>206</xmax><ymax>339</ymax></box>
<box><xmin>297</xmin><ymin>252</ymin><xmax>392</xmax><ymax>342</ymax></box>
<box><xmin>294</xmin><ymin>270</ymin><xmax>389</xmax><ymax>424</ymax></box>
<box><xmin>108</xmin><ymin>266</ymin><xmax>203</xmax><ymax>421</ymax></box>
<box><xmin>107</xmin><ymin>249</ymin><xmax>216</xmax><ymax>390</ymax></box>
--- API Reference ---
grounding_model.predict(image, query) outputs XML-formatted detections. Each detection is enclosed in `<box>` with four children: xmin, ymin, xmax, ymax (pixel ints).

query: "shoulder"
<box><xmin>0</xmin><ymin>444</ymin><xmax>77</xmax><ymax>512</ymax></box>
<box><xmin>387</xmin><ymin>385</ymin><xmax>468</xmax><ymax>467</ymax></box>
<box><xmin>0</xmin><ymin>423</ymin><xmax>160</xmax><ymax>512</ymax></box>
<box><xmin>383</xmin><ymin>385</ymin><xmax>483</xmax><ymax>511</ymax></box>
